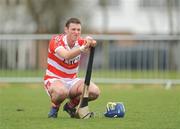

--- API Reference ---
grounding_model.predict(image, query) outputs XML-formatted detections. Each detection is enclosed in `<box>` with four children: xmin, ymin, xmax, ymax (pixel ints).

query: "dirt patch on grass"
<box><xmin>0</xmin><ymin>83</ymin><xmax>11</xmax><ymax>88</ymax></box>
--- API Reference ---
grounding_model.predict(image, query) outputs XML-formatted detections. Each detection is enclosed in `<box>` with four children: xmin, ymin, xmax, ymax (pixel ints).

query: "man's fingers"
<box><xmin>91</xmin><ymin>40</ymin><xmax>97</xmax><ymax>47</ymax></box>
<box><xmin>85</xmin><ymin>39</ymin><xmax>97</xmax><ymax>47</ymax></box>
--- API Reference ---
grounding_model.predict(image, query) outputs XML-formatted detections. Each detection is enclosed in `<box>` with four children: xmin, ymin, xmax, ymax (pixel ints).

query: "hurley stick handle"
<box><xmin>84</xmin><ymin>47</ymin><xmax>95</xmax><ymax>86</ymax></box>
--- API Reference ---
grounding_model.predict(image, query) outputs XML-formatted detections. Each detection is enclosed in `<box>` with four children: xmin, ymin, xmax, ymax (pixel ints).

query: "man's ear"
<box><xmin>64</xmin><ymin>27</ymin><xmax>68</xmax><ymax>34</ymax></box>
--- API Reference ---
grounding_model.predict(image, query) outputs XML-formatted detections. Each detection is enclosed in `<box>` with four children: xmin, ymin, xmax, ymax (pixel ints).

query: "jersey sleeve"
<box><xmin>78</xmin><ymin>37</ymin><xmax>86</xmax><ymax>46</ymax></box>
<box><xmin>49</xmin><ymin>35</ymin><xmax>64</xmax><ymax>53</ymax></box>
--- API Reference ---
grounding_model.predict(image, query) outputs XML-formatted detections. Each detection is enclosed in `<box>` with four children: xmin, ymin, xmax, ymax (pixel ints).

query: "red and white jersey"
<box><xmin>44</xmin><ymin>34</ymin><xmax>85</xmax><ymax>81</ymax></box>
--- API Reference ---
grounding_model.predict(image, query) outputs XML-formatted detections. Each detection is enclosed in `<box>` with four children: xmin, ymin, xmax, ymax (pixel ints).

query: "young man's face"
<box><xmin>65</xmin><ymin>23</ymin><xmax>81</xmax><ymax>42</ymax></box>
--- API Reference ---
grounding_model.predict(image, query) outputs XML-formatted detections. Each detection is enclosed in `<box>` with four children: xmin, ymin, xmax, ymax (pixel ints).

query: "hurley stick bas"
<box><xmin>75</xmin><ymin>47</ymin><xmax>95</xmax><ymax>119</ymax></box>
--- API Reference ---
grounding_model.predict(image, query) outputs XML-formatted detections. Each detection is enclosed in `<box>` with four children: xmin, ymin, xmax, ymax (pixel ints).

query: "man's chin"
<box><xmin>73</xmin><ymin>37</ymin><xmax>79</xmax><ymax>41</ymax></box>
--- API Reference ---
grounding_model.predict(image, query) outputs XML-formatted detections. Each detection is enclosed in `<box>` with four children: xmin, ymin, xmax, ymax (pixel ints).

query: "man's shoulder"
<box><xmin>49</xmin><ymin>34</ymin><xmax>65</xmax><ymax>45</ymax></box>
<box><xmin>49</xmin><ymin>34</ymin><xmax>65</xmax><ymax>51</ymax></box>
<box><xmin>52</xmin><ymin>34</ymin><xmax>64</xmax><ymax>41</ymax></box>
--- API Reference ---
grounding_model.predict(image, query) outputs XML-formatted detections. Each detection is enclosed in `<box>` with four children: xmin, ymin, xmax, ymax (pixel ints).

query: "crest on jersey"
<box><xmin>54</xmin><ymin>36</ymin><xmax>61</xmax><ymax>44</ymax></box>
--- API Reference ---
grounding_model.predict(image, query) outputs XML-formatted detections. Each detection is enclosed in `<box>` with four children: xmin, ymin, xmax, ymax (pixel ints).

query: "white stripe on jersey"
<box><xmin>54</xmin><ymin>52</ymin><xmax>81</xmax><ymax>64</ymax></box>
<box><xmin>63</xmin><ymin>35</ymin><xmax>81</xmax><ymax>50</ymax></box>
<box><xmin>63</xmin><ymin>36</ymin><xmax>71</xmax><ymax>50</ymax></box>
<box><xmin>47</xmin><ymin>58</ymin><xmax>79</xmax><ymax>74</ymax></box>
<box><xmin>55</xmin><ymin>46</ymin><xmax>64</xmax><ymax>53</ymax></box>
<box><xmin>54</xmin><ymin>53</ymin><xmax>64</xmax><ymax>61</ymax></box>
<box><xmin>46</xmin><ymin>69</ymin><xmax>60</xmax><ymax>78</ymax></box>
<box><xmin>48</xmin><ymin>48</ymin><xmax>51</xmax><ymax>53</ymax></box>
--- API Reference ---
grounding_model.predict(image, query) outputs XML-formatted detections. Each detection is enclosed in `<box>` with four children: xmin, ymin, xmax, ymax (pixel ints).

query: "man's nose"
<box><xmin>74</xmin><ymin>30</ymin><xmax>79</xmax><ymax>34</ymax></box>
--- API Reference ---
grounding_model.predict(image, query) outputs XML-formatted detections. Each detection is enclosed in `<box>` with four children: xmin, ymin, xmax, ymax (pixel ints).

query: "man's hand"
<box><xmin>80</xmin><ymin>36</ymin><xmax>97</xmax><ymax>53</ymax></box>
<box><xmin>85</xmin><ymin>36</ymin><xmax>97</xmax><ymax>47</ymax></box>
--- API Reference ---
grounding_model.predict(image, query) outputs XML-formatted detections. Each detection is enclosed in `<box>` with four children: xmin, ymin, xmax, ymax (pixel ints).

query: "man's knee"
<box><xmin>89</xmin><ymin>85</ymin><xmax>100</xmax><ymax>100</ymax></box>
<box><xmin>50</xmin><ymin>86</ymin><xmax>69</xmax><ymax>101</ymax></box>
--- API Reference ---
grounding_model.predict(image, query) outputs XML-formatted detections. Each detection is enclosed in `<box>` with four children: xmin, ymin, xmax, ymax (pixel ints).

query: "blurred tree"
<box><xmin>166</xmin><ymin>0</ymin><xmax>179</xmax><ymax>70</ymax></box>
<box><xmin>26</xmin><ymin>0</ymin><xmax>76</xmax><ymax>33</ymax></box>
<box><xmin>1</xmin><ymin>0</ymin><xmax>94</xmax><ymax>34</ymax></box>
<box><xmin>166</xmin><ymin>0</ymin><xmax>180</xmax><ymax>34</ymax></box>
<box><xmin>167</xmin><ymin>0</ymin><xmax>174</xmax><ymax>35</ymax></box>
<box><xmin>98</xmin><ymin>0</ymin><xmax>109</xmax><ymax>33</ymax></box>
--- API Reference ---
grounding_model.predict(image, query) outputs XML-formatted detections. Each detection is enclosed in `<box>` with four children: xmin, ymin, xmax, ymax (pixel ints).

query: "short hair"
<box><xmin>65</xmin><ymin>18</ymin><xmax>81</xmax><ymax>28</ymax></box>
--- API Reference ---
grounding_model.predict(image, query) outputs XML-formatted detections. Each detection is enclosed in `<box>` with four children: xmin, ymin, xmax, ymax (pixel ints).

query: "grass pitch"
<box><xmin>0</xmin><ymin>83</ymin><xmax>180</xmax><ymax>129</ymax></box>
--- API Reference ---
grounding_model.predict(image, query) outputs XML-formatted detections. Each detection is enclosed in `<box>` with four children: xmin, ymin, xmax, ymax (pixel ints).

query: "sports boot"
<box><xmin>63</xmin><ymin>103</ymin><xmax>76</xmax><ymax>118</ymax></box>
<box><xmin>48</xmin><ymin>107</ymin><xmax>59</xmax><ymax>118</ymax></box>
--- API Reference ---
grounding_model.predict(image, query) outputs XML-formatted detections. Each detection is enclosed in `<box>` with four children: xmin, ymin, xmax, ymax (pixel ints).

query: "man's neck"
<box><xmin>66</xmin><ymin>36</ymin><xmax>75</xmax><ymax>48</ymax></box>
